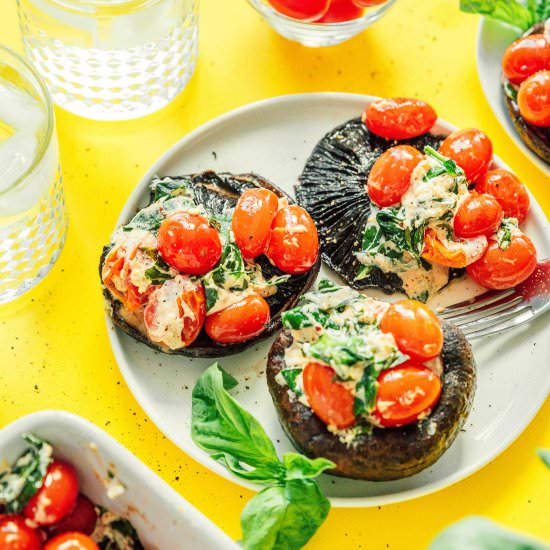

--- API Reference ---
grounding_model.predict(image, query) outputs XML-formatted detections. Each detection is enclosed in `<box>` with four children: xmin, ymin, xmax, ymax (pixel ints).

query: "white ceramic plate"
<box><xmin>477</xmin><ymin>18</ymin><xmax>550</xmax><ymax>175</ymax></box>
<box><xmin>107</xmin><ymin>93</ymin><xmax>550</xmax><ymax>507</ymax></box>
<box><xmin>0</xmin><ymin>411</ymin><xmax>239</xmax><ymax>550</ymax></box>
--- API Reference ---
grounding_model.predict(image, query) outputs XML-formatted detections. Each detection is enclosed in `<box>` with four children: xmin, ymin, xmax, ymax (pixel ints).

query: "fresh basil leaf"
<box><xmin>241</xmin><ymin>479</ymin><xmax>330</xmax><ymax>550</ymax></box>
<box><xmin>428</xmin><ymin>516</ymin><xmax>550</xmax><ymax>550</ymax></box>
<box><xmin>459</xmin><ymin>0</ymin><xmax>536</xmax><ymax>31</ymax></box>
<box><xmin>93</xmin><ymin>506</ymin><xmax>145</xmax><ymax>550</ymax></box>
<box><xmin>191</xmin><ymin>363</ymin><xmax>283</xmax><ymax>479</ymax></box>
<box><xmin>212</xmin><ymin>454</ymin><xmax>288</xmax><ymax>483</ymax></box>
<box><xmin>538</xmin><ymin>448</ymin><xmax>550</xmax><ymax>469</ymax></box>
<box><xmin>282</xmin><ymin>453</ymin><xmax>334</xmax><ymax>480</ymax></box>
<box><xmin>0</xmin><ymin>434</ymin><xmax>52</xmax><ymax>513</ymax></box>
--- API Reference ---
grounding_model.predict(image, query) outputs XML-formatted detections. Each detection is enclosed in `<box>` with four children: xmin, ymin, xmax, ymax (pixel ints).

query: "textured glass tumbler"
<box><xmin>17</xmin><ymin>0</ymin><xmax>199</xmax><ymax>120</ymax></box>
<box><xmin>0</xmin><ymin>45</ymin><xmax>66</xmax><ymax>304</ymax></box>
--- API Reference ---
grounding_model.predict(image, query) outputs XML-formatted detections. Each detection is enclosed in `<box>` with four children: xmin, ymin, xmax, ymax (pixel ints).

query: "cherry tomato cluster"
<box><xmin>502</xmin><ymin>34</ymin><xmax>550</xmax><ymax>127</ymax></box>
<box><xmin>303</xmin><ymin>300</ymin><xmax>443</xmax><ymax>430</ymax></box>
<box><xmin>0</xmin><ymin>461</ymin><xmax>100</xmax><ymax>550</ymax></box>
<box><xmin>267</xmin><ymin>0</ymin><xmax>387</xmax><ymax>23</ymax></box>
<box><xmin>362</xmin><ymin>97</ymin><xmax>537</xmax><ymax>290</ymax></box>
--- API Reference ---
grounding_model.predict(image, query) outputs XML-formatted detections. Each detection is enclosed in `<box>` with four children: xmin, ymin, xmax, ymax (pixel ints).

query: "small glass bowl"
<box><xmin>247</xmin><ymin>0</ymin><xmax>397</xmax><ymax>47</ymax></box>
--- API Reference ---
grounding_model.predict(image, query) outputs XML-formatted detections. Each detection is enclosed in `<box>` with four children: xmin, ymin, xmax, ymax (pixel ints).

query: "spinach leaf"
<box><xmin>280</xmin><ymin>368</ymin><xmax>303</xmax><ymax>395</ymax></box>
<box><xmin>424</xmin><ymin>146</ymin><xmax>464</xmax><ymax>178</ymax></box>
<box><xmin>538</xmin><ymin>448</ymin><xmax>550</xmax><ymax>469</ymax></box>
<box><xmin>205</xmin><ymin>287</ymin><xmax>218</xmax><ymax>311</ymax></box>
<box><xmin>428</xmin><ymin>516</ymin><xmax>550</xmax><ymax>550</ymax></box>
<box><xmin>150</xmin><ymin>176</ymin><xmax>192</xmax><ymax>202</ymax></box>
<box><xmin>93</xmin><ymin>506</ymin><xmax>145</xmax><ymax>550</ymax></box>
<box><xmin>240</xmin><ymin>479</ymin><xmax>330</xmax><ymax>550</ymax></box>
<box><xmin>282</xmin><ymin>304</ymin><xmax>330</xmax><ymax>330</ymax></box>
<box><xmin>496</xmin><ymin>218</ymin><xmax>517</xmax><ymax>250</ymax></box>
<box><xmin>144</xmin><ymin>255</ymin><xmax>174</xmax><ymax>284</ymax></box>
<box><xmin>354</xmin><ymin>363</ymin><xmax>378</xmax><ymax>416</ymax></box>
<box><xmin>0</xmin><ymin>434</ymin><xmax>52</xmax><ymax>513</ymax></box>
<box><xmin>123</xmin><ymin>196</ymin><xmax>194</xmax><ymax>233</ymax></box>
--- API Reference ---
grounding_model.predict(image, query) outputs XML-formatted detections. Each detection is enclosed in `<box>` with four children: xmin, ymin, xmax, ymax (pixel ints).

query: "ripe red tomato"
<box><xmin>205</xmin><ymin>294</ymin><xmax>270</xmax><ymax>344</ymax></box>
<box><xmin>372</xmin><ymin>363</ymin><xmax>442</xmax><ymax>428</ymax></box>
<box><xmin>302</xmin><ymin>362</ymin><xmax>356</xmax><ymax>429</ymax></box>
<box><xmin>421</xmin><ymin>228</ymin><xmax>487</xmax><ymax>268</ymax></box>
<box><xmin>267</xmin><ymin>0</ymin><xmax>330</xmax><ymax>20</ymax></box>
<box><xmin>476</xmin><ymin>169</ymin><xmax>530</xmax><ymax>224</ymax></box>
<box><xmin>315</xmin><ymin>0</ymin><xmax>363</xmax><ymax>22</ymax></box>
<box><xmin>0</xmin><ymin>515</ymin><xmax>42</xmax><ymax>550</ymax></box>
<box><xmin>380</xmin><ymin>300</ymin><xmax>443</xmax><ymax>361</ymax></box>
<box><xmin>517</xmin><ymin>70</ymin><xmax>550</xmax><ymax>127</ymax></box>
<box><xmin>502</xmin><ymin>34</ymin><xmax>550</xmax><ymax>85</ymax></box>
<box><xmin>144</xmin><ymin>277</ymin><xmax>206</xmax><ymax>348</ymax></box>
<box><xmin>158</xmin><ymin>212</ymin><xmax>222</xmax><ymax>275</ymax></box>
<box><xmin>367</xmin><ymin>145</ymin><xmax>423</xmax><ymax>207</ymax></box>
<box><xmin>266</xmin><ymin>205</ymin><xmax>318</xmax><ymax>275</ymax></box>
<box><xmin>44</xmin><ymin>532</ymin><xmax>99</xmax><ymax>550</ymax></box>
<box><xmin>467</xmin><ymin>234</ymin><xmax>537</xmax><ymax>290</ymax></box>
<box><xmin>232</xmin><ymin>188</ymin><xmax>279</xmax><ymax>260</ymax></box>
<box><xmin>24</xmin><ymin>461</ymin><xmax>79</xmax><ymax>526</ymax></box>
<box><xmin>363</xmin><ymin>98</ymin><xmax>437</xmax><ymax>140</ymax></box>
<box><xmin>453</xmin><ymin>192</ymin><xmax>503</xmax><ymax>239</ymax></box>
<box><xmin>48</xmin><ymin>495</ymin><xmax>97</xmax><ymax>537</ymax></box>
<box><xmin>439</xmin><ymin>128</ymin><xmax>493</xmax><ymax>183</ymax></box>
<box><xmin>352</xmin><ymin>0</ymin><xmax>387</xmax><ymax>6</ymax></box>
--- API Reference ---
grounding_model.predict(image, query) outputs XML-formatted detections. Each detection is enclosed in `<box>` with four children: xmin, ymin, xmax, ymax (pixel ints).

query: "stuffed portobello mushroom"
<box><xmin>100</xmin><ymin>171</ymin><xmax>320</xmax><ymax>358</ymax></box>
<box><xmin>266</xmin><ymin>280</ymin><xmax>476</xmax><ymax>481</ymax></box>
<box><xmin>296</xmin><ymin>97</ymin><xmax>538</xmax><ymax>303</ymax></box>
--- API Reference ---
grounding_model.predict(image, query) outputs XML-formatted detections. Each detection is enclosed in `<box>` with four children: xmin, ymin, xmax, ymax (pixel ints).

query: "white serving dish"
<box><xmin>0</xmin><ymin>410</ymin><xmax>240</xmax><ymax>550</ymax></box>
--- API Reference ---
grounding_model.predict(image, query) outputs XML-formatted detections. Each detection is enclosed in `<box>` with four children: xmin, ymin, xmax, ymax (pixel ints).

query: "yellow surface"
<box><xmin>1</xmin><ymin>0</ymin><xmax>549</xmax><ymax>548</ymax></box>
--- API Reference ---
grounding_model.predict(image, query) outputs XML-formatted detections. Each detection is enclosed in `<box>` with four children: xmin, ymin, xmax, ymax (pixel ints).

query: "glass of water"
<box><xmin>16</xmin><ymin>0</ymin><xmax>199</xmax><ymax>120</ymax></box>
<box><xmin>0</xmin><ymin>45</ymin><xmax>66</xmax><ymax>305</ymax></box>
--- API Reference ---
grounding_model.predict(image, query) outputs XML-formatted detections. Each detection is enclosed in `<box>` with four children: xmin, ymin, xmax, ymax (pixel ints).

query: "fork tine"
<box><xmin>459</xmin><ymin>303</ymin><xmax>532</xmax><ymax>334</ymax></box>
<box><xmin>438</xmin><ymin>288</ymin><xmax>516</xmax><ymax>319</ymax></box>
<box><xmin>449</xmin><ymin>295</ymin><xmax>523</xmax><ymax>326</ymax></box>
<box><xmin>464</xmin><ymin>308</ymin><xmax>535</xmax><ymax>340</ymax></box>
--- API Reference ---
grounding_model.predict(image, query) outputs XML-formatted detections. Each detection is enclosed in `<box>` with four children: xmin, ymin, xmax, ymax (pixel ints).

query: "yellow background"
<box><xmin>1</xmin><ymin>0</ymin><xmax>549</xmax><ymax>547</ymax></box>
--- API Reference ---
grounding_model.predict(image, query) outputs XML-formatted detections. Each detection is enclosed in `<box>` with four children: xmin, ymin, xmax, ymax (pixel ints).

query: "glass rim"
<box><xmin>44</xmin><ymin>0</ymin><xmax>165</xmax><ymax>15</ymax></box>
<box><xmin>0</xmin><ymin>45</ymin><xmax>54</xmax><ymax>198</ymax></box>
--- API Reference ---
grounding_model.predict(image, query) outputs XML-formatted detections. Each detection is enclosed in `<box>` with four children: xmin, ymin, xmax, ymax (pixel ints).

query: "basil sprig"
<box><xmin>538</xmin><ymin>448</ymin><xmax>550</xmax><ymax>469</ymax></box>
<box><xmin>191</xmin><ymin>363</ymin><xmax>334</xmax><ymax>550</ymax></box>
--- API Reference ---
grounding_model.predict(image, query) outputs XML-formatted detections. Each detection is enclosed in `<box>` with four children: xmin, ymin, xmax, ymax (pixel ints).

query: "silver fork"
<box><xmin>439</xmin><ymin>259</ymin><xmax>550</xmax><ymax>340</ymax></box>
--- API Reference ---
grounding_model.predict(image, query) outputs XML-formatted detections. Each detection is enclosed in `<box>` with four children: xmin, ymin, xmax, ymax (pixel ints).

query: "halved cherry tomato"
<box><xmin>421</xmin><ymin>228</ymin><xmax>487</xmax><ymax>268</ymax></box>
<box><xmin>266</xmin><ymin>205</ymin><xmax>318</xmax><ymax>275</ymax></box>
<box><xmin>158</xmin><ymin>212</ymin><xmax>222</xmax><ymax>275</ymax></box>
<box><xmin>205</xmin><ymin>294</ymin><xmax>270</xmax><ymax>344</ymax></box>
<box><xmin>439</xmin><ymin>128</ymin><xmax>493</xmax><ymax>183</ymax></box>
<box><xmin>363</xmin><ymin>98</ymin><xmax>437</xmax><ymax>140</ymax></box>
<box><xmin>144</xmin><ymin>277</ymin><xmax>206</xmax><ymax>349</ymax></box>
<box><xmin>44</xmin><ymin>532</ymin><xmax>99</xmax><ymax>550</ymax></box>
<box><xmin>49</xmin><ymin>495</ymin><xmax>97</xmax><ymax>537</ymax></box>
<box><xmin>476</xmin><ymin>169</ymin><xmax>530</xmax><ymax>224</ymax></box>
<box><xmin>517</xmin><ymin>70</ymin><xmax>550</xmax><ymax>127</ymax></box>
<box><xmin>232</xmin><ymin>188</ymin><xmax>279</xmax><ymax>260</ymax></box>
<box><xmin>315</xmin><ymin>0</ymin><xmax>363</xmax><ymax>22</ymax></box>
<box><xmin>352</xmin><ymin>0</ymin><xmax>386</xmax><ymax>6</ymax></box>
<box><xmin>380</xmin><ymin>300</ymin><xmax>443</xmax><ymax>361</ymax></box>
<box><xmin>467</xmin><ymin>233</ymin><xmax>537</xmax><ymax>290</ymax></box>
<box><xmin>302</xmin><ymin>362</ymin><xmax>355</xmax><ymax>429</ymax></box>
<box><xmin>453</xmin><ymin>192</ymin><xmax>503</xmax><ymax>238</ymax></box>
<box><xmin>367</xmin><ymin>145</ymin><xmax>424</xmax><ymax>207</ymax></box>
<box><xmin>24</xmin><ymin>461</ymin><xmax>79</xmax><ymax>526</ymax></box>
<box><xmin>267</xmin><ymin>0</ymin><xmax>330</xmax><ymax>20</ymax></box>
<box><xmin>0</xmin><ymin>515</ymin><xmax>42</xmax><ymax>550</ymax></box>
<box><xmin>371</xmin><ymin>363</ymin><xmax>442</xmax><ymax>428</ymax></box>
<box><xmin>502</xmin><ymin>34</ymin><xmax>550</xmax><ymax>85</ymax></box>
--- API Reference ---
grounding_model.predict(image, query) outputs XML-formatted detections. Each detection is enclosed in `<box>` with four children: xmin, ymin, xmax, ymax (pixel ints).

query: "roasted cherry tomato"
<box><xmin>158</xmin><ymin>212</ymin><xmax>222</xmax><ymax>275</ymax></box>
<box><xmin>363</xmin><ymin>97</ymin><xmax>437</xmax><ymax>140</ymax></box>
<box><xmin>467</xmin><ymin>233</ymin><xmax>537</xmax><ymax>290</ymax></box>
<box><xmin>439</xmin><ymin>128</ymin><xmax>493</xmax><ymax>183</ymax></box>
<box><xmin>44</xmin><ymin>532</ymin><xmax>99</xmax><ymax>550</ymax></box>
<box><xmin>205</xmin><ymin>294</ymin><xmax>270</xmax><ymax>344</ymax></box>
<box><xmin>380</xmin><ymin>300</ymin><xmax>443</xmax><ymax>361</ymax></box>
<box><xmin>267</xmin><ymin>0</ymin><xmax>330</xmax><ymax>20</ymax></box>
<box><xmin>517</xmin><ymin>70</ymin><xmax>550</xmax><ymax>127</ymax></box>
<box><xmin>316</xmin><ymin>0</ymin><xmax>363</xmax><ymax>22</ymax></box>
<box><xmin>421</xmin><ymin>228</ymin><xmax>487</xmax><ymax>268</ymax></box>
<box><xmin>476</xmin><ymin>169</ymin><xmax>530</xmax><ymax>224</ymax></box>
<box><xmin>303</xmin><ymin>362</ymin><xmax>356</xmax><ymax>429</ymax></box>
<box><xmin>453</xmin><ymin>192</ymin><xmax>503</xmax><ymax>239</ymax></box>
<box><xmin>144</xmin><ymin>277</ymin><xmax>206</xmax><ymax>348</ymax></box>
<box><xmin>352</xmin><ymin>0</ymin><xmax>387</xmax><ymax>6</ymax></box>
<box><xmin>232</xmin><ymin>188</ymin><xmax>279</xmax><ymax>260</ymax></box>
<box><xmin>266</xmin><ymin>205</ymin><xmax>318</xmax><ymax>275</ymax></box>
<box><xmin>372</xmin><ymin>363</ymin><xmax>442</xmax><ymax>428</ymax></box>
<box><xmin>367</xmin><ymin>145</ymin><xmax>424</xmax><ymax>207</ymax></box>
<box><xmin>24</xmin><ymin>461</ymin><xmax>79</xmax><ymax>526</ymax></box>
<box><xmin>502</xmin><ymin>34</ymin><xmax>550</xmax><ymax>85</ymax></box>
<box><xmin>48</xmin><ymin>495</ymin><xmax>97</xmax><ymax>537</ymax></box>
<box><xmin>0</xmin><ymin>515</ymin><xmax>42</xmax><ymax>550</ymax></box>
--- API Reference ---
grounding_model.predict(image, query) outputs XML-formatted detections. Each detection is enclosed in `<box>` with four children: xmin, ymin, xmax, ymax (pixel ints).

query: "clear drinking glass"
<box><xmin>0</xmin><ymin>45</ymin><xmax>66</xmax><ymax>305</ymax></box>
<box><xmin>16</xmin><ymin>0</ymin><xmax>199</xmax><ymax>120</ymax></box>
